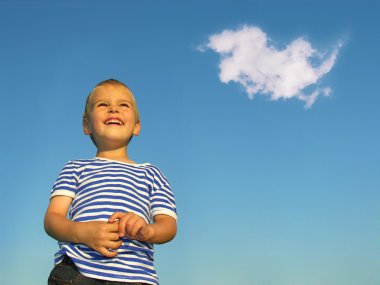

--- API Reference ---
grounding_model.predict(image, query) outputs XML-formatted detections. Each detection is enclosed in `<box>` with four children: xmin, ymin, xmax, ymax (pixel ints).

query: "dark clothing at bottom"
<box><xmin>48</xmin><ymin>256</ymin><xmax>149</xmax><ymax>285</ymax></box>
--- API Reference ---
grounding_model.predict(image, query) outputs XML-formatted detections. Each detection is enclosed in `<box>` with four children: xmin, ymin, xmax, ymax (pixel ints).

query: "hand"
<box><xmin>79</xmin><ymin>221</ymin><xmax>122</xmax><ymax>258</ymax></box>
<box><xmin>108</xmin><ymin>212</ymin><xmax>154</xmax><ymax>242</ymax></box>
<box><xmin>44</xmin><ymin>196</ymin><xmax>123</xmax><ymax>258</ymax></box>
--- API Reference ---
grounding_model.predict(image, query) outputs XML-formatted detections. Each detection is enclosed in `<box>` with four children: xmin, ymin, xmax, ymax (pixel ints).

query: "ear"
<box><xmin>83</xmin><ymin>117</ymin><xmax>92</xmax><ymax>135</ymax></box>
<box><xmin>133</xmin><ymin>122</ymin><xmax>141</xmax><ymax>136</ymax></box>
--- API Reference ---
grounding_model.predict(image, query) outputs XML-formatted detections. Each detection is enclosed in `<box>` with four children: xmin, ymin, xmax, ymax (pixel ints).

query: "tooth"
<box><xmin>106</xmin><ymin>119</ymin><xmax>122</xmax><ymax>125</ymax></box>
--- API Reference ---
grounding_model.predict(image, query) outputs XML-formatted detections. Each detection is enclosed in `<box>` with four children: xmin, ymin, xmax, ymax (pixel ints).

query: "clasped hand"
<box><xmin>109</xmin><ymin>211</ymin><xmax>153</xmax><ymax>241</ymax></box>
<box><xmin>82</xmin><ymin>212</ymin><xmax>153</xmax><ymax>258</ymax></box>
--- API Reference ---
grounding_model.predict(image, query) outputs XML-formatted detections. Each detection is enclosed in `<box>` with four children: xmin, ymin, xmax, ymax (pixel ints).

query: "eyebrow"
<box><xmin>92</xmin><ymin>98</ymin><xmax>133</xmax><ymax>105</ymax></box>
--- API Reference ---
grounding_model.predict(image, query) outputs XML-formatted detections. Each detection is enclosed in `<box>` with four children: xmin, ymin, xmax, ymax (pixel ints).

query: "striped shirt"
<box><xmin>50</xmin><ymin>157</ymin><xmax>177</xmax><ymax>285</ymax></box>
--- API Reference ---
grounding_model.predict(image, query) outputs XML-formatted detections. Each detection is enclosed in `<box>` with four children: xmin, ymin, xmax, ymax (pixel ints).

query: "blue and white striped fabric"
<box><xmin>50</xmin><ymin>157</ymin><xmax>177</xmax><ymax>285</ymax></box>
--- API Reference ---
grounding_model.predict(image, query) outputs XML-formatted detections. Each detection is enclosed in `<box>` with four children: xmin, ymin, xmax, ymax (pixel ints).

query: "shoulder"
<box><xmin>142</xmin><ymin>164</ymin><xmax>171</xmax><ymax>186</ymax></box>
<box><xmin>140</xmin><ymin>163</ymin><xmax>164</xmax><ymax>175</ymax></box>
<box><xmin>61</xmin><ymin>158</ymin><xmax>96</xmax><ymax>169</ymax></box>
<box><xmin>57</xmin><ymin>158</ymin><xmax>100</xmax><ymax>176</ymax></box>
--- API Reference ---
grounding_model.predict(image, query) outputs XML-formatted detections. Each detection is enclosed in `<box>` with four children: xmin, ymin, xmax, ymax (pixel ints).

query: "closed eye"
<box><xmin>97</xmin><ymin>102</ymin><xmax>108</xmax><ymax>107</ymax></box>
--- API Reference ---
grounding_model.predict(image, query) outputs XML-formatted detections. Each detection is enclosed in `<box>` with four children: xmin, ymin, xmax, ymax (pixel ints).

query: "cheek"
<box><xmin>91</xmin><ymin>112</ymin><xmax>103</xmax><ymax>124</ymax></box>
<box><xmin>87</xmin><ymin>116</ymin><xmax>103</xmax><ymax>132</ymax></box>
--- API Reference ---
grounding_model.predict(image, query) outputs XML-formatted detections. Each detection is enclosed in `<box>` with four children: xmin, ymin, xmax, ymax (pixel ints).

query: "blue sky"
<box><xmin>0</xmin><ymin>1</ymin><xmax>379</xmax><ymax>284</ymax></box>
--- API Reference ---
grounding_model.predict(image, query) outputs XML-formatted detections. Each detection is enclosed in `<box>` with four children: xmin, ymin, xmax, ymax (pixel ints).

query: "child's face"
<box><xmin>83</xmin><ymin>84</ymin><xmax>140</xmax><ymax>149</ymax></box>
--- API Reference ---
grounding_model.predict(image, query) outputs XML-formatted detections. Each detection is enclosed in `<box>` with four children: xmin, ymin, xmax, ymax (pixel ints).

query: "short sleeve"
<box><xmin>149</xmin><ymin>167</ymin><xmax>177</xmax><ymax>220</ymax></box>
<box><xmin>50</xmin><ymin>161</ymin><xmax>78</xmax><ymax>199</ymax></box>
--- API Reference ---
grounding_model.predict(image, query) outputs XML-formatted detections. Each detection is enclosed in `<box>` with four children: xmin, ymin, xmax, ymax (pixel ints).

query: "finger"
<box><xmin>130</xmin><ymin>220</ymin><xmax>145</xmax><ymax>239</ymax></box>
<box><xmin>108</xmin><ymin>212</ymin><xmax>123</xmax><ymax>223</ymax></box>
<box><xmin>116</xmin><ymin>240</ymin><xmax>123</xmax><ymax>249</ymax></box>
<box><xmin>118</xmin><ymin>215</ymin><xmax>132</xmax><ymax>237</ymax></box>
<box><xmin>125</xmin><ymin>216</ymin><xmax>138</xmax><ymax>237</ymax></box>
<box><xmin>105</xmin><ymin>240</ymin><xmax>123</xmax><ymax>250</ymax></box>
<box><xmin>107</xmin><ymin>232</ymin><xmax>121</xmax><ymax>241</ymax></box>
<box><xmin>105</xmin><ymin>222</ymin><xmax>121</xmax><ymax>233</ymax></box>
<box><xmin>98</xmin><ymin>247</ymin><xmax>118</xmax><ymax>258</ymax></box>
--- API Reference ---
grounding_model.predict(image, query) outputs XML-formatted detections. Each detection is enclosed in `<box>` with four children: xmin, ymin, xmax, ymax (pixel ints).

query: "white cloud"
<box><xmin>199</xmin><ymin>25</ymin><xmax>343</xmax><ymax>108</ymax></box>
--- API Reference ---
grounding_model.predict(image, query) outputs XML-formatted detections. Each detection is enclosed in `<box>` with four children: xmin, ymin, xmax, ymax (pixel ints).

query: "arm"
<box><xmin>109</xmin><ymin>212</ymin><xmax>177</xmax><ymax>244</ymax></box>
<box><xmin>44</xmin><ymin>196</ymin><xmax>122</xmax><ymax>257</ymax></box>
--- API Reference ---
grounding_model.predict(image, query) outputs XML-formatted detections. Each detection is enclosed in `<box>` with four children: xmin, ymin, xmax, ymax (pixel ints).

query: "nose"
<box><xmin>108</xmin><ymin>104</ymin><xmax>119</xmax><ymax>113</ymax></box>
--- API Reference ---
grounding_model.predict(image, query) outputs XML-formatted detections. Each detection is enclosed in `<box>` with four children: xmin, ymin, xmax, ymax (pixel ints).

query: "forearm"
<box><xmin>44</xmin><ymin>212</ymin><xmax>83</xmax><ymax>243</ymax></box>
<box><xmin>44</xmin><ymin>196</ymin><xmax>84</xmax><ymax>243</ymax></box>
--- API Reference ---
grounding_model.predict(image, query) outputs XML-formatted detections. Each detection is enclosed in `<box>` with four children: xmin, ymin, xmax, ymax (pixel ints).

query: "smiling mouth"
<box><xmin>105</xmin><ymin>118</ymin><xmax>124</xmax><ymax>125</ymax></box>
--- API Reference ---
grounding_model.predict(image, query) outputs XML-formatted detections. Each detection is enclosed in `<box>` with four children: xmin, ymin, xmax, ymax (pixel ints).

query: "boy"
<box><xmin>44</xmin><ymin>79</ymin><xmax>177</xmax><ymax>285</ymax></box>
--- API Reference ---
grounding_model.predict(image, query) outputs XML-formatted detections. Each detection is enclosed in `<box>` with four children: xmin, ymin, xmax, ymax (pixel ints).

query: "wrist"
<box><xmin>146</xmin><ymin>224</ymin><xmax>156</xmax><ymax>243</ymax></box>
<box><xmin>72</xmin><ymin>221</ymin><xmax>87</xmax><ymax>244</ymax></box>
<box><xmin>137</xmin><ymin>224</ymin><xmax>156</xmax><ymax>243</ymax></box>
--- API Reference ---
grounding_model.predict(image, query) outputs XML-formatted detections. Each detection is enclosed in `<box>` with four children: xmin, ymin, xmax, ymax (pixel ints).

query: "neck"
<box><xmin>96</xmin><ymin>146</ymin><xmax>135</xmax><ymax>164</ymax></box>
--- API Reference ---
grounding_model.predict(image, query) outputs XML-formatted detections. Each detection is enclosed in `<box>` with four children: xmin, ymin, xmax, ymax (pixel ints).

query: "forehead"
<box><xmin>90</xmin><ymin>84</ymin><xmax>133</xmax><ymax>103</ymax></box>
